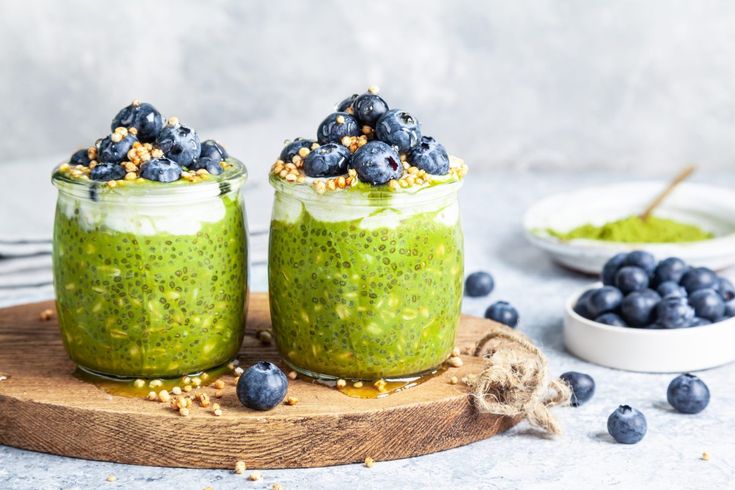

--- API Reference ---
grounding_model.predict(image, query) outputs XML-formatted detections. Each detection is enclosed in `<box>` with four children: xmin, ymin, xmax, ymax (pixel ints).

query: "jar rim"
<box><xmin>52</xmin><ymin>158</ymin><xmax>247</xmax><ymax>203</ymax></box>
<box><xmin>269</xmin><ymin>174</ymin><xmax>463</xmax><ymax>207</ymax></box>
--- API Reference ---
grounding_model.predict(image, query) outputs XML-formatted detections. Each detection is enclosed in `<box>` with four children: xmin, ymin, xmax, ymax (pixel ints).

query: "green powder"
<box><xmin>547</xmin><ymin>215</ymin><xmax>713</xmax><ymax>243</ymax></box>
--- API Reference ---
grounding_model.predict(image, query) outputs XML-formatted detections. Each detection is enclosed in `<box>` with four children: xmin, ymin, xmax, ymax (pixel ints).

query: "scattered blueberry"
<box><xmin>657</xmin><ymin>296</ymin><xmax>695</xmax><ymax>328</ymax></box>
<box><xmin>574</xmin><ymin>289</ymin><xmax>596</xmax><ymax>319</ymax></box>
<box><xmin>595</xmin><ymin>313</ymin><xmax>628</xmax><ymax>327</ymax></box>
<box><xmin>484</xmin><ymin>301</ymin><xmax>519</xmax><ymax>328</ymax></box>
<box><xmin>375</xmin><ymin>109</ymin><xmax>422</xmax><ymax>152</ymax></box>
<box><xmin>352</xmin><ymin>93</ymin><xmax>389</xmax><ymax>126</ymax></box>
<box><xmin>667</xmin><ymin>373</ymin><xmax>710</xmax><ymax>414</ymax></box>
<box><xmin>560</xmin><ymin>371</ymin><xmax>595</xmax><ymax>406</ymax></box>
<box><xmin>716</xmin><ymin>277</ymin><xmax>735</xmax><ymax>301</ymax></box>
<box><xmin>69</xmin><ymin>149</ymin><xmax>91</xmax><ymax>166</ymax></box>
<box><xmin>615</xmin><ymin>266</ymin><xmax>650</xmax><ymax>295</ymax></box>
<box><xmin>98</xmin><ymin>133</ymin><xmax>138</xmax><ymax>164</ymax></box>
<box><xmin>350</xmin><ymin>141</ymin><xmax>402</xmax><ymax>185</ymax></box>
<box><xmin>336</xmin><ymin>94</ymin><xmax>358</xmax><ymax>112</ymax></box>
<box><xmin>620</xmin><ymin>290</ymin><xmax>660</xmax><ymax>327</ymax></box>
<box><xmin>280</xmin><ymin>138</ymin><xmax>316</xmax><ymax>164</ymax></box>
<box><xmin>90</xmin><ymin>162</ymin><xmax>126</xmax><ymax>182</ymax></box>
<box><xmin>236</xmin><ymin>361</ymin><xmax>288</xmax><ymax>411</ymax></box>
<box><xmin>156</xmin><ymin>122</ymin><xmax>201</xmax><ymax>167</ymax></box>
<box><xmin>303</xmin><ymin>143</ymin><xmax>351</xmax><ymax>178</ymax></box>
<box><xmin>316</xmin><ymin>112</ymin><xmax>360</xmax><ymax>145</ymax></box>
<box><xmin>623</xmin><ymin>250</ymin><xmax>657</xmax><ymax>276</ymax></box>
<box><xmin>657</xmin><ymin>281</ymin><xmax>687</xmax><ymax>299</ymax></box>
<box><xmin>688</xmin><ymin>288</ymin><xmax>725</xmax><ymax>322</ymax></box>
<box><xmin>111</xmin><ymin>101</ymin><xmax>163</xmax><ymax>143</ymax></box>
<box><xmin>140</xmin><ymin>157</ymin><xmax>182</xmax><ymax>183</ymax></box>
<box><xmin>464</xmin><ymin>271</ymin><xmax>495</xmax><ymax>297</ymax></box>
<box><xmin>653</xmin><ymin>257</ymin><xmax>689</xmax><ymax>286</ymax></box>
<box><xmin>189</xmin><ymin>140</ymin><xmax>228</xmax><ymax>175</ymax></box>
<box><xmin>602</xmin><ymin>253</ymin><xmax>628</xmax><ymax>286</ymax></box>
<box><xmin>407</xmin><ymin>136</ymin><xmax>450</xmax><ymax>175</ymax></box>
<box><xmin>607</xmin><ymin>405</ymin><xmax>647</xmax><ymax>444</ymax></box>
<box><xmin>681</xmin><ymin>267</ymin><xmax>719</xmax><ymax>294</ymax></box>
<box><xmin>586</xmin><ymin>286</ymin><xmax>624</xmax><ymax>318</ymax></box>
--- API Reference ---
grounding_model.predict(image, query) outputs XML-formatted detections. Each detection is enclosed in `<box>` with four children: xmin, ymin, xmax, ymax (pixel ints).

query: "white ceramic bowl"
<box><xmin>524</xmin><ymin>181</ymin><xmax>735</xmax><ymax>274</ymax></box>
<box><xmin>564</xmin><ymin>285</ymin><xmax>735</xmax><ymax>372</ymax></box>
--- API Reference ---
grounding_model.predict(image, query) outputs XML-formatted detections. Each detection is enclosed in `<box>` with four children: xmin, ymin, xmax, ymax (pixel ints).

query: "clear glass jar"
<box><xmin>51</xmin><ymin>160</ymin><xmax>248</xmax><ymax>378</ymax></box>
<box><xmin>268</xmin><ymin>177</ymin><xmax>464</xmax><ymax>380</ymax></box>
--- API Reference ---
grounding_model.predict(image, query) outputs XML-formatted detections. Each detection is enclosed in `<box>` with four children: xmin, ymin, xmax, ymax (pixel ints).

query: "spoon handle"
<box><xmin>640</xmin><ymin>165</ymin><xmax>697</xmax><ymax>221</ymax></box>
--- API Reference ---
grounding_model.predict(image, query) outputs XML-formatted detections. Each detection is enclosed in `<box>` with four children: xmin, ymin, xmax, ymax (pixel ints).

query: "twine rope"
<box><xmin>467</xmin><ymin>329</ymin><xmax>571</xmax><ymax>436</ymax></box>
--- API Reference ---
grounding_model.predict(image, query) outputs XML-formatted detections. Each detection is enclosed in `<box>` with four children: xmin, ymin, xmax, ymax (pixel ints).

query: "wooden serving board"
<box><xmin>0</xmin><ymin>293</ymin><xmax>520</xmax><ymax>469</ymax></box>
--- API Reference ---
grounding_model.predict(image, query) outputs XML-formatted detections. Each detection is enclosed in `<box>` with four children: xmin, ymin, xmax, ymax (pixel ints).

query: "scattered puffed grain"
<box><xmin>287</xmin><ymin>371</ymin><xmax>298</xmax><ymax>380</ymax></box>
<box><xmin>234</xmin><ymin>367</ymin><xmax>244</xmax><ymax>376</ymax></box>
<box><xmin>133</xmin><ymin>379</ymin><xmax>145</xmax><ymax>389</ymax></box>
<box><xmin>257</xmin><ymin>330</ymin><xmax>273</xmax><ymax>345</ymax></box>
<box><xmin>158</xmin><ymin>390</ymin><xmax>171</xmax><ymax>403</ymax></box>
<box><xmin>179</xmin><ymin>407</ymin><xmax>190</xmax><ymax>417</ymax></box>
<box><xmin>447</xmin><ymin>356</ymin><xmax>464</xmax><ymax>368</ymax></box>
<box><xmin>353</xmin><ymin>381</ymin><xmax>364</xmax><ymax>389</ymax></box>
<box><xmin>272</xmin><ymin>484</ymin><xmax>283</xmax><ymax>490</ymax></box>
<box><xmin>336</xmin><ymin>379</ymin><xmax>347</xmax><ymax>389</ymax></box>
<box><xmin>449</xmin><ymin>376</ymin><xmax>459</xmax><ymax>385</ymax></box>
<box><xmin>702</xmin><ymin>451</ymin><xmax>710</xmax><ymax>461</ymax></box>
<box><xmin>248</xmin><ymin>471</ymin><xmax>262</xmax><ymax>481</ymax></box>
<box><xmin>147</xmin><ymin>391</ymin><xmax>158</xmax><ymax>401</ymax></box>
<box><xmin>364</xmin><ymin>456</ymin><xmax>375</xmax><ymax>468</ymax></box>
<box><xmin>39</xmin><ymin>309</ymin><xmax>54</xmax><ymax>321</ymax></box>
<box><xmin>213</xmin><ymin>379</ymin><xmax>225</xmax><ymax>389</ymax></box>
<box><xmin>285</xmin><ymin>396</ymin><xmax>299</xmax><ymax>406</ymax></box>
<box><xmin>451</xmin><ymin>347</ymin><xmax>461</xmax><ymax>357</ymax></box>
<box><xmin>234</xmin><ymin>460</ymin><xmax>247</xmax><ymax>474</ymax></box>
<box><xmin>106</xmin><ymin>474</ymin><xmax>117</xmax><ymax>482</ymax></box>
<box><xmin>183</xmin><ymin>385</ymin><xmax>193</xmax><ymax>393</ymax></box>
<box><xmin>171</xmin><ymin>386</ymin><xmax>182</xmax><ymax>395</ymax></box>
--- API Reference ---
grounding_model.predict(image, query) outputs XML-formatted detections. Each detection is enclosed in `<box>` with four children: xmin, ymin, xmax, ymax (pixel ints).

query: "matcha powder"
<box><xmin>547</xmin><ymin>215</ymin><xmax>713</xmax><ymax>243</ymax></box>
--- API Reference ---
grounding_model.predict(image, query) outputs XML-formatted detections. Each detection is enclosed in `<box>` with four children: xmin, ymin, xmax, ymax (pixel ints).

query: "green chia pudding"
<box><xmin>268</xmin><ymin>87</ymin><xmax>467</xmax><ymax>380</ymax></box>
<box><xmin>52</xmin><ymin>100</ymin><xmax>248</xmax><ymax>378</ymax></box>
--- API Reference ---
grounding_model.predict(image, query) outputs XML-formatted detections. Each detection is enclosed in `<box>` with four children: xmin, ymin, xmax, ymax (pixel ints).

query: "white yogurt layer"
<box><xmin>58</xmin><ymin>191</ymin><xmax>227</xmax><ymax>236</ymax></box>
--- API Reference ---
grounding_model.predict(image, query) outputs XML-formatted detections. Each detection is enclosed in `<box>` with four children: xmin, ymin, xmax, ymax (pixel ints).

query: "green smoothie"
<box><xmin>268</xmin><ymin>182</ymin><xmax>463</xmax><ymax>379</ymax></box>
<box><xmin>52</xmin><ymin>167</ymin><xmax>248</xmax><ymax>378</ymax></box>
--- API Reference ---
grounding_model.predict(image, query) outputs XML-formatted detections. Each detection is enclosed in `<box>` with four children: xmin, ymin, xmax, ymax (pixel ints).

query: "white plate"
<box><xmin>564</xmin><ymin>285</ymin><xmax>735</xmax><ymax>372</ymax></box>
<box><xmin>523</xmin><ymin>181</ymin><xmax>735</xmax><ymax>274</ymax></box>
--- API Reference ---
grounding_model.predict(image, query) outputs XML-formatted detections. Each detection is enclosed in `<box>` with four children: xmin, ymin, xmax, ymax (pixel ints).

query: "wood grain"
<box><xmin>0</xmin><ymin>293</ymin><xmax>520</xmax><ymax>469</ymax></box>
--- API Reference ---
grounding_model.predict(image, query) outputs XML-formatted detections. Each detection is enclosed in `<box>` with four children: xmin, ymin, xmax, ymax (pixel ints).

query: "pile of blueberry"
<box><xmin>464</xmin><ymin>271</ymin><xmax>520</xmax><ymax>328</ymax></box>
<box><xmin>575</xmin><ymin>251</ymin><xmax>735</xmax><ymax>328</ymax></box>
<box><xmin>279</xmin><ymin>87</ymin><xmax>452</xmax><ymax>185</ymax></box>
<box><xmin>562</xmin><ymin>371</ymin><xmax>710</xmax><ymax>444</ymax></box>
<box><xmin>67</xmin><ymin>100</ymin><xmax>229</xmax><ymax>183</ymax></box>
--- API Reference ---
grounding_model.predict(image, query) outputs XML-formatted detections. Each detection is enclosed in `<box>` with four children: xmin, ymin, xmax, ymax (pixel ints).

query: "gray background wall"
<box><xmin>2</xmin><ymin>0</ymin><xmax>735</xmax><ymax>174</ymax></box>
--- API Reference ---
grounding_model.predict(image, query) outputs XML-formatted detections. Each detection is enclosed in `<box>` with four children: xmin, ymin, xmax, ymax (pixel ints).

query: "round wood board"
<box><xmin>0</xmin><ymin>293</ymin><xmax>521</xmax><ymax>469</ymax></box>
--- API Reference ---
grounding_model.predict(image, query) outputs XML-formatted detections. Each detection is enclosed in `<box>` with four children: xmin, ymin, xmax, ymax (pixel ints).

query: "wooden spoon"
<box><xmin>639</xmin><ymin>165</ymin><xmax>696</xmax><ymax>221</ymax></box>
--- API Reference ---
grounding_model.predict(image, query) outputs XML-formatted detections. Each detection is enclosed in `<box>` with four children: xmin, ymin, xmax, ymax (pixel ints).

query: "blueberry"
<box><xmin>375</xmin><ymin>109</ymin><xmax>422</xmax><ymax>152</ymax></box>
<box><xmin>691</xmin><ymin>317</ymin><xmax>712</xmax><ymax>326</ymax></box>
<box><xmin>464</xmin><ymin>271</ymin><xmax>495</xmax><ymax>297</ymax></box>
<box><xmin>573</xmin><ymin>289</ymin><xmax>596</xmax><ymax>319</ymax></box>
<box><xmin>602</xmin><ymin>253</ymin><xmax>628</xmax><ymax>286</ymax></box>
<box><xmin>352</xmin><ymin>93</ymin><xmax>389</xmax><ymax>126</ymax></box>
<box><xmin>657</xmin><ymin>281</ymin><xmax>687</xmax><ymax>299</ymax></box>
<box><xmin>350</xmin><ymin>141</ymin><xmax>402</xmax><ymax>185</ymax></box>
<box><xmin>336</xmin><ymin>94</ymin><xmax>358</xmax><ymax>112</ymax></box>
<box><xmin>667</xmin><ymin>373</ymin><xmax>710</xmax><ymax>414</ymax></box>
<box><xmin>607</xmin><ymin>405</ymin><xmax>647</xmax><ymax>444</ymax></box>
<box><xmin>620</xmin><ymin>290</ymin><xmax>660</xmax><ymax>327</ymax></box>
<box><xmin>716</xmin><ymin>277</ymin><xmax>735</xmax><ymax>301</ymax></box>
<box><xmin>189</xmin><ymin>140</ymin><xmax>228</xmax><ymax>175</ymax></box>
<box><xmin>280</xmin><ymin>138</ymin><xmax>316</xmax><ymax>164</ymax></box>
<box><xmin>484</xmin><ymin>301</ymin><xmax>519</xmax><ymax>328</ymax></box>
<box><xmin>624</xmin><ymin>251</ymin><xmax>657</xmax><ymax>276</ymax></box>
<box><xmin>69</xmin><ymin>149</ymin><xmax>91</xmax><ymax>166</ymax></box>
<box><xmin>316</xmin><ymin>112</ymin><xmax>360</xmax><ymax>145</ymax></box>
<box><xmin>656</xmin><ymin>296</ymin><xmax>695</xmax><ymax>328</ymax></box>
<box><xmin>681</xmin><ymin>267</ymin><xmax>718</xmax><ymax>294</ymax></box>
<box><xmin>615</xmin><ymin>266</ymin><xmax>649</xmax><ymax>295</ymax></box>
<box><xmin>156</xmin><ymin>122</ymin><xmax>201</xmax><ymax>167</ymax></box>
<box><xmin>98</xmin><ymin>133</ymin><xmax>138</xmax><ymax>164</ymax></box>
<box><xmin>140</xmin><ymin>157</ymin><xmax>182</xmax><ymax>183</ymax></box>
<box><xmin>653</xmin><ymin>257</ymin><xmax>689</xmax><ymax>286</ymax></box>
<box><xmin>586</xmin><ymin>286</ymin><xmax>624</xmax><ymax>318</ymax></box>
<box><xmin>236</xmin><ymin>361</ymin><xmax>288</xmax><ymax>411</ymax></box>
<box><xmin>688</xmin><ymin>288</ymin><xmax>725</xmax><ymax>322</ymax></box>
<box><xmin>302</xmin><ymin>143</ymin><xmax>351</xmax><ymax>178</ymax></box>
<box><xmin>111</xmin><ymin>101</ymin><xmax>163</xmax><ymax>143</ymax></box>
<box><xmin>560</xmin><ymin>371</ymin><xmax>595</xmax><ymax>406</ymax></box>
<box><xmin>595</xmin><ymin>312</ymin><xmax>628</xmax><ymax>327</ymax></box>
<box><xmin>407</xmin><ymin>136</ymin><xmax>450</xmax><ymax>175</ymax></box>
<box><xmin>90</xmin><ymin>162</ymin><xmax>126</xmax><ymax>182</ymax></box>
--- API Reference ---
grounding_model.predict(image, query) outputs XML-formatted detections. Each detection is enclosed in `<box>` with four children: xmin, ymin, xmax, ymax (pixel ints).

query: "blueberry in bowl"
<box><xmin>303</xmin><ymin>143</ymin><xmax>351</xmax><ymax>178</ymax></box>
<box><xmin>687</xmin><ymin>288</ymin><xmax>725</xmax><ymax>322</ymax></box>
<box><xmin>375</xmin><ymin>109</ymin><xmax>422</xmax><ymax>153</ymax></box>
<box><xmin>111</xmin><ymin>100</ymin><xmax>163</xmax><ymax>143</ymax></box>
<box><xmin>316</xmin><ymin>112</ymin><xmax>360</xmax><ymax>145</ymax></box>
<box><xmin>681</xmin><ymin>267</ymin><xmax>718</xmax><ymax>294</ymax></box>
<box><xmin>601</xmin><ymin>252</ymin><xmax>628</xmax><ymax>286</ymax></box>
<box><xmin>615</xmin><ymin>266</ymin><xmax>649</xmax><ymax>295</ymax></box>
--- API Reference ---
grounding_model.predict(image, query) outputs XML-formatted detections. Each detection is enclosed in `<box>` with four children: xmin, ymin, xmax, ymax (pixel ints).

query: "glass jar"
<box><xmin>51</xmin><ymin>160</ymin><xmax>248</xmax><ymax>378</ymax></box>
<box><xmin>268</xmin><ymin>177</ymin><xmax>464</xmax><ymax>380</ymax></box>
